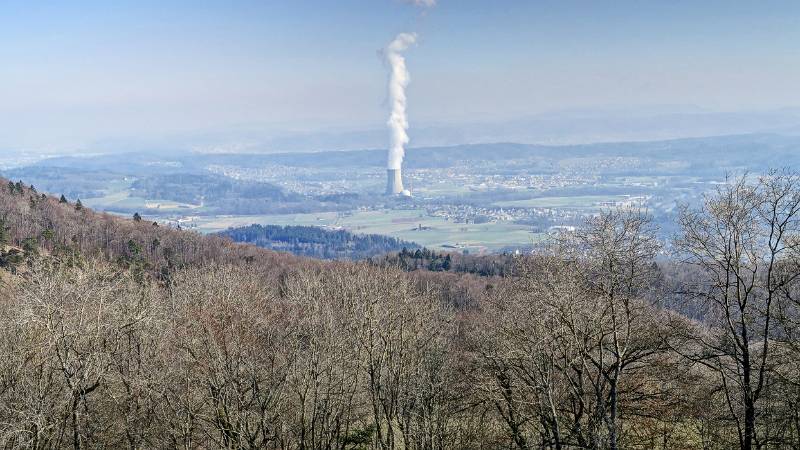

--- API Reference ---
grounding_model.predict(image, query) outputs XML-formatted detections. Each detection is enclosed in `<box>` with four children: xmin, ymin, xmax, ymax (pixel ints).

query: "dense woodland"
<box><xmin>376</xmin><ymin>248</ymin><xmax>517</xmax><ymax>276</ymax></box>
<box><xmin>2</xmin><ymin>172</ymin><xmax>800</xmax><ymax>449</ymax></box>
<box><xmin>129</xmin><ymin>173</ymin><xmax>336</xmax><ymax>215</ymax></box>
<box><xmin>131</xmin><ymin>174</ymin><xmax>298</xmax><ymax>205</ymax></box>
<box><xmin>219</xmin><ymin>224</ymin><xmax>517</xmax><ymax>273</ymax></box>
<box><xmin>219</xmin><ymin>224</ymin><xmax>418</xmax><ymax>260</ymax></box>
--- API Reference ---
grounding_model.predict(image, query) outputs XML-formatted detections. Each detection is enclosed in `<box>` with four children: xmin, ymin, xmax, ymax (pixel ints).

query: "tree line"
<box><xmin>1</xmin><ymin>172</ymin><xmax>800</xmax><ymax>448</ymax></box>
<box><xmin>219</xmin><ymin>224</ymin><xmax>419</xmax><ymax>260</ymax></box>
<box><xmin>377</xmin><ymin>247</ymin><xmax>518</xmax><ymax>276</ymax></box>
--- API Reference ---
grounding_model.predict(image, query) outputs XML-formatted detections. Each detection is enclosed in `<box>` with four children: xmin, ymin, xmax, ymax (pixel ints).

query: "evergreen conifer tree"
<box><xmin>0</xmin><ymin>218</ymin><xmax>8</xmax><ymax>247</ymax></box>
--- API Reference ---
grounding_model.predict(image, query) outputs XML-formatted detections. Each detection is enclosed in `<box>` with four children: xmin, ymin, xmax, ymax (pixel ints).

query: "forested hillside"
<box><xmin>1</xmin><ymin>174</ymin><xmax>800</xmax><ymax>449</ymax></box>
<box><xmin>218</xmin><ymin>224</ymin><xmax>418</xmax><ymax>260</ymax></box>
<box><xmin>376</xmin><ymin>247</ymin><xmax>518</xmax><ymax>276</ymax></box>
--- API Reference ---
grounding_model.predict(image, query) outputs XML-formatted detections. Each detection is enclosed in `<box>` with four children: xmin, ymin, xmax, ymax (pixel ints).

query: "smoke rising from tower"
<box><xmin>385</xmin><ymin>32</ymin><xmax>416</xmax><ymax>171</ymax></box>
<box><xmin>383</xmin><ymin>0</ymin><xmax>433</xmax><ymax>195</ymax></box>
<box><xmin>402</xmin><ymin>0</ymin><xmax>436</xmax><ymax>6</ymax></box>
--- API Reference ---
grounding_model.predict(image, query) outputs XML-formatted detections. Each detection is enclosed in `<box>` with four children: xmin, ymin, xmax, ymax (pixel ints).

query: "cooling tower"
<box><xmin>386</xmin><ymin>169</ymin><xmax>404</xmax><ymax>195</ymax></box>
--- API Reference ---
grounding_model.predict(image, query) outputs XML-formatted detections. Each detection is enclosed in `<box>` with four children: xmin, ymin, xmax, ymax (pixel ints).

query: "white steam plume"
<box><xmin>385</xmin><ymin>32</ymin><xmax>416</xmax><ymax>170</ymax></box>
<box><xmin>403</xmin><ymin>0</ymin><xmax>436</xmax><ymax>6</ymax></box>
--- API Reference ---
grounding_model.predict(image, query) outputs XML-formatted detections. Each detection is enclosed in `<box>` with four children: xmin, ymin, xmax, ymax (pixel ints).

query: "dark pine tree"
<box><xmin>0</xmin><ymin>218</ymin><xmax>8</xmax><ymax>247</ymax></box>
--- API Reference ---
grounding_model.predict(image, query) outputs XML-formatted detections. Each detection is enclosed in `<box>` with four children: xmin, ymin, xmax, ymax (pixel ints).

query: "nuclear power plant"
<box><xmin>383</xmin><ymin>33</ymin><xmax>416</xmax><ymax>198</ymax></box>
<box><xmin>386</xmin><ymin>168</ymin><xmax>404</xmax><ymax>195</ymax></box>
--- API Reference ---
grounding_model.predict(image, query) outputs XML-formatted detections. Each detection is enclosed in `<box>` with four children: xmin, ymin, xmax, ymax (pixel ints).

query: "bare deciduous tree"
<box><xmin>674</xmin><ymin>171</ymin><xmax>800</xmax><ymax>449</ymax></box>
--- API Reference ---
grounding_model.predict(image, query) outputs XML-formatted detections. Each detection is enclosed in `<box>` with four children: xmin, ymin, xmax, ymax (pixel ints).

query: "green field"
<box><xmin>494</xmin><ymin>195</ymin><xmax>629</xmax><ymax>208</ymax></box>
<box><xmin>413</xmin><ymin>183</ymin><xmax>482</xmax><ymax>197</ymax></box>
<box><xmin>192</xmin><ymin>209</ymin><xmax>545</xmax><ymax>253</ymax></box>
<box><xmin>83</xmin><ymin>189</ymin><xmax>202</xmax><ymax>212</ymax></box>
<box><xmin>81</xmin><ymin>186</ymin><xmax>546</xmax><ymax>253</ymax></box>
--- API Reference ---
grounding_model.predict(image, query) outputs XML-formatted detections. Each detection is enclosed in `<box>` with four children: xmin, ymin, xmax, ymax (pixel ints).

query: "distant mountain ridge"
<box><xmin>60</xmin><ymin>107</ymin><xmax>800</xmax><ymax>155</ymax></box>
<box><xmin>16</xmin><ymin>132</ymin><xmax>800</xmax><ymax>174</ymax></box>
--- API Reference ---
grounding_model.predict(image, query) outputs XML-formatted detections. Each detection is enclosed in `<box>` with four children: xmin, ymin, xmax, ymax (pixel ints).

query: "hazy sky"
<box><xmin>2</xmin><ymin>0</ymin><xmax>800</xmax><ymax>151</ymax></box>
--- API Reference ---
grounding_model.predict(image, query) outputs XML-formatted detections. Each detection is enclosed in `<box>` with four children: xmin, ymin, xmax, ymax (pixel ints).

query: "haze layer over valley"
<box><xmin>3</xmin><ymin>132</ymin><xmax>798</xmax><ymax>254</ymax></box>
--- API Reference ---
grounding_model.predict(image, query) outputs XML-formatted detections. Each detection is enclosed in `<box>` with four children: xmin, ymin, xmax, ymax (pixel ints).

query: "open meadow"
<box><xmin>193</xmin><ymin>208</ymin><xmax>545</xmax><ymax>253</ymax></box>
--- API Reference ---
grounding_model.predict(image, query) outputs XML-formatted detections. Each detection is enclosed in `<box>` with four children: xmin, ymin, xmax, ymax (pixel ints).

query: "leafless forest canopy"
<box><xmin>2</xmin><ymin>173</ymin><xmax>800</xmax><ymax>449</ymax></box>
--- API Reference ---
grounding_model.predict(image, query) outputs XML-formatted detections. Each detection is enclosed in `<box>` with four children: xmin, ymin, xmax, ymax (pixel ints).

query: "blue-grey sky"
<box><xmin>2</xmin><ymin>0</ymin><xmax>800</xmax><ymax>151</ymax></box>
